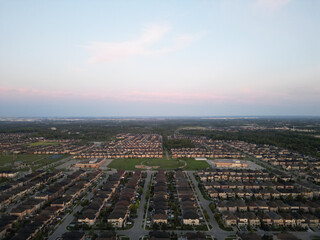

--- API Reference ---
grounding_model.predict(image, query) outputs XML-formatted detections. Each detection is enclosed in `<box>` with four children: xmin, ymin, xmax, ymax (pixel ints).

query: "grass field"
<box><xmin>0</xmin><ymin>154</ymin><xmax>67</xmax><ymax>171</ymax></box>
<box><xmin>183</xmin><ymin>158</ymin><xmax>210</xmax><ymax>170</ymax></box>
<box><xmin>32</xmin><ymin>155</ymin><xmax>67</xmax><ymax>170</ymax></box>
<box><xmin>108</xmin><ymin>158</ymin><xmax>210</xmax><ymax>170</ymax></box>
<box><xmin>0</xmin><ymin>154</ymin><xmax>47</xmax><ymax>165</ymax></box>
<box><xmin>28</xmin><ymin>141</ymin><xmax>61</xmax><ymax>146</ymax></box>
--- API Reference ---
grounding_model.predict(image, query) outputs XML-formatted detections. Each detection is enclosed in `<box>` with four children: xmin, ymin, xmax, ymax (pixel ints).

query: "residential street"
<box><xmin>116</xmin><ymin>171</ymin><xmax>151</xmax><ymax>240</ymax></box>
<box><xmin>186</xmin><ymin>171</ymin><xmax>235</xmax><ymax>240</ymax></box>
<box><xmin>49</xmin><ymin>170</ymin><xmax>320</xmax><ymax>240</ymax></box>
<box><xmin>114</xmin><ymin>171</ymin><xmax>236</xmax><ymax>240</ymax></box>
<box><xmin>49</xmin><ymin>175</ymin><xmax>107</xmax><ymax>240</ymax></box>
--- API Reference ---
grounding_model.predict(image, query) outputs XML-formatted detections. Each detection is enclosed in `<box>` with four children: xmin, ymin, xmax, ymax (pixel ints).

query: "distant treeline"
<box><xmin>181</xmin><ymin>129</ymin><xmax>320</xmax><ymax>158</ymax></box>
<box><xmin>0</xmin><ymin>119</ymin><xmax>319</xmax><ymax>156</ymax></box>
<box><xmin>163</xmin><ymin>137</ymin><xmax>195</xmax><ymax>151</ymax></box>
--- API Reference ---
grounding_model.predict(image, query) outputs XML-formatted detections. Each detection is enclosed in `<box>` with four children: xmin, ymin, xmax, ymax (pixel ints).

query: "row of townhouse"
<box><xmin>77</xmin><ymin>152</ymin><xmax>163</xmax><ymax>159</ymax></box>
<box><xmin>0</xmin><ymin>137</ymin><xmax>90</xmax><ymax>155</ymax></box>
<box><xmin>168</xmin><ymin>135</ymin><xmax>245</xmax><ymax>159</ymax></box>
<box><xmin>270</xmin><ymin>160</ymin><xmax>308</xmax><ymax>171</ymax></box>
<box><xmin>0</xmin><ymin>170</ymin><xmax>19</xmax><ymax>178</ymax></box>
<box><xmin>76</xmin><ymin>133</ymin><xmax>163</xmax><ymax>159</ymax></box>
<box><xmin>34</xmin><ymin>170</ymin><xmax>88</xmax><ymax>201</ymax></box>
<box><xmin>115</xmin><ymin>133</ymin><xmax>162</xmax><ymax>143</ymax></box>
<box><xmin>0</xmin><ymin>215</ymin><xmax>18</xmax><ymax>239</ymax></box>
<box><xmin>198</xmin><ymin>170</ymin><xmax>275</xmax><ymax>182</ymax></box>
<box><xmin>10</xmin><ymin>205</ymin><xmax>64</xmax><ymax>240</ymax></box>
<box><xmin>108</xmin><ymin>170</ymin><xmax>142</xmax><ymax>227</ymax></box>
<box><xmin>217</xmin><ymin>199</ymin><xmax>320</xmax><ymax>214</ymax></box>
<box><xmin>9</xmin><ymin>170</ymin><xmax>103</xmax><ymax>240</ymax></box>
<box><xmin>228</xmin><ymin>141</ymin><xmax>320</xmax><ymax>173</ymax></box>
<box><xmin>78</xmin><ymin>197</ymin><xmax>106</xmax><ymax>225</ymax></box>
<box><xmin>206</xmin><ymin>186</ymin><xmax>315</xmax><ymax>200</ymax></box>
<box><xmin>0</xmin><ymin>134</ymin><xmax>39</xmax><ymax>152</ymax></box>
<box><xmin>175</xmin><ymin>170</ymin><xmax>200</xmax><ymax>226</ymax></box>
<box><xmin>5</xmin><ymin>172</ymin><xmax>88</xmax><ymax>239</ymax></box>
<box><xmin>32</xmin><ymin>143</ymin><xmax>93</xmax><ymax>155</ymax></box>
<box><xmin>171</xmin><ymin>148</ymin><xmax>245</xmax><ymax>159</ymax></box>
<box><xmin>308</xmin><ymin>171</ymin><xmax>320</xmax><ymax>183</ymax></box>
<box><xmin>198</xmin><ymin>169</ymin><xmax>270</xmax><ymax>176</ymax></box>
<box><xmin>74</xmin><ymin>158</ymin><xmax>106</xmax><ymax>168</ymax></box>
<box><xmin>10</xmin><ymin>170</ymin><xmax>91</xmax><ymax>219</ymax></box>
<box><xmin>203</xmin><ymin>181</ymin><xmax>294</xmax><ymax>191</ymax></box>
<box><xmin>0</xmin><ymin>171</ymin><xmax>62</xmax><ymax>209</ymax></box>
<box><xmin>222</xmin><ymin>210</ymin><xmax>320</xmax><ymax>228</ymax></box>
<box><xmin>153</xmin><ymin>170</ymin><xmax>168</xmax><ymax>224</ymax></box>
<box><xmin>77</xmin><ymin>171</ymin><xmax>122</xmax><ymax>226</ymax></box>
<box><xmin>10</xmin><ymin>198</ymin><xmax>46</xmax><ymax>219</ymax></box>
<box><xmin>1</xmin><ymin>170</ymin><xmax>47</xmax><ymax>192</ymax></box>
<box><xmin>52</xmin><ymin>172</ymin><xmax>103</xmax><ymax>210</ymax></box>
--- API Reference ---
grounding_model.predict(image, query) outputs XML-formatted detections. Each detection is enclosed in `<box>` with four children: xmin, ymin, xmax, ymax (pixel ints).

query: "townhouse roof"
<box><xmin>97</xmin><ymin>231</ymin><xmax>117</xmax><ymax>240</ymax></box>
<box><xmin>186</xmin><ymin>232</ymin><xmax>206</xmax><ymax>240</ymax></box>
<box><xmin>108</xmin><ymin>210</ymin><xmax>127</xmax><ymax>219</ymax></box>
<box><xmin>78</xmin><ymin>209</ymin><xmax>97</xmax><ymax>220</ymax></box>
<box><xmin>183</xmin><ymin>210</ymin><xmax>199</xmax><ymax>220</ymax></box>
<box><xmin>154</xmin><ymin>213</ymin><xmax>167</xmax><ymax>220</ymax></box>
<box><xmin>149</xmin><ymin>231</ymin><xmax>170</xmax><ymax>238</ymax></box>
<box><xmin>61</xmin><ymin>231</ymin><xmax>85</xmax><ymax>240</ymax></box>
<box><xmin>238</xmin><ymin>233</ymin><xmax>262</xmax><ymax>240</ymax></box>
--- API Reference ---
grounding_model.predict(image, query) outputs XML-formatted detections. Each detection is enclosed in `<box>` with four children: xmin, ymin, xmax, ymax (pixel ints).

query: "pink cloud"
<box><xmin>125</xmin><ymin>91</ymin><xmax>230</xmax><ymax>104</ymax></box>
<box><xmin>82</xmin><ymin>24</ymin><xmax>201</xmax><ymax>63</ymax></box>
<box><xmin>0</xmin><ymin>86</ymin><xmax>227</xmax><ymax>103</ymax></box>
<box><xmin>2</xmin><ymin>86</ymin><xmax>318</xmax><ymax>105</ymax></box>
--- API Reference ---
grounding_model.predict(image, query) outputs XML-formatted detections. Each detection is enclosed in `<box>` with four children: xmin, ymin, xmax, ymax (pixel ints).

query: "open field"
<box><xmin>183</xmin><ymin>158</ymin><xmax>210</xmax><ymax>170</ymax></box>
<box><xmin>28</xmin><ymin>141</ymin><xmax>61</xmax><ymax>146</ymax></box>
<box><xmin>0</xmin><ymin>154</ymin><xmax>47</xmax><ymax>166</ymax></box>
<box><xmin>0</xmin><ymin>154</ymin><xmax>67</xmax><ymax>171</ymax></box>
<box><xmin>108</xmin><ymin>158</ymin><xmax>210</xmax><ymax>170</ymax></box>
<box><xmin>32</xmin><ymin>155</ymin><xmax>67</xmax><ymax>170</ymax></box>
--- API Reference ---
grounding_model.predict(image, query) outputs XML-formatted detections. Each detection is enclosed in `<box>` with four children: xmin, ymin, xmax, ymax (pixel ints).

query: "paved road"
<box><xmin>115</xmin><ymin>171</ymin><xmax>235</xmax><ymax>240</ymax></box>
<box><xmin>100</xmin><ymin>159</ymin><xmax>113</xmax><ymax>170</ymax></box>
<box><xmin>186</xmin><ymin>171</ymin><xmax>235</xmax><ymax>240</ymax></box>
<box><xmin>244</xmin><ymin>153</ymin><xmax>320</xmax><ymax>192</ymax></box>
<box><xmin>49</xmin><ymin>169</ymin><xmax>320</xmax><ymax>240</ymax></box>
<box><xmin>224</xmin><ymin>141</ymin><xmax>320</xmax><ymax>192</ymax></box>
<box><xmin>56</xmin><ymin>157</ymin><xmax>77</xmax><ymax>170</ymax></box>
<box><xmin>49</xmin><ymin>176</ymin><xmax>107</xmax><ymax>240</ymax></box>
<box><xmin>117</xmin><ymin>171</ymin><xmax>152</xmax><ymax>240</ymax></box>
<box><xmin>49</xmin><ymin>204</ymin><xmax>83</xmax><ymax>240</ymax></box>
<box><xmin>185</xmin><ymin>172</ymin><xmax>210</xmax><ymax>230</ymax></box>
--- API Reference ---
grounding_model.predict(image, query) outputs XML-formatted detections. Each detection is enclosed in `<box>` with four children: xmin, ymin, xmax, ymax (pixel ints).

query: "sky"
<box><xmin>0</xmin><ymin>0</ymin><xmax>319</xmax><ymax>117</ymax></box>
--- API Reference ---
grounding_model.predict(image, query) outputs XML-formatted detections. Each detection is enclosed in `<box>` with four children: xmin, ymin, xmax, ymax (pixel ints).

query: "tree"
<box><xmin>152</xmin><ymin>222</ymin><xmax>159</xmax><ymax>230</ymax></box>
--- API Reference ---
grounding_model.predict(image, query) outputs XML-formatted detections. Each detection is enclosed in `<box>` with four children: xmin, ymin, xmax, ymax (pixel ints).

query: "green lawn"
<box><xmin>28</xmin><ymin>141</ymin><xmax>61</xmax><ymax>146</ymax></box>
<box><xmin>183</xmin><ymin>158</ymin><xmax>210</xmax><ymax>170</ymax></box>
<box><xmin>142</xmin><ymin>158</ymin><xmax>184</xmax><ymax>169</ymax></box>
<box><xmin>0</xmin><ymin>154</ymin><xmax>67</xmax><ymax>171</ymax></box>
<box><xmin>108</xmin><ymin>158</ymin><xmax>145</xmax><ymax>170</ymax></box>
<box><xmin>0</xmin><ymin>154</ymin><xmax>47</xmax><ymax>166</ymax></box>
<box><xmin>32</xmin><ymin>155</ymin><xmax>67</xmax><ymax>170</ymax></box>
<box><xmin>108</xmin><ymin>158</ymin><xmax>210</xmax><ymax>170</ymax></box>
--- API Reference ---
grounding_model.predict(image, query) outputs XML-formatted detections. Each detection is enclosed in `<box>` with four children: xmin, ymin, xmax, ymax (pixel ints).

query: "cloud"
<box><xmin>2</xmin><ymin>84</ymin><xmax>319</xmax><ymax>106</ymax></box>
<box><xmin>0</xmin><ymin>86</ymin><xmax>227</xmax><ymax>103</ymax></box>
<box><xmin>82</xmin><ymin>24</ymin><xmax>201</xmax><ymax>63</ymax></box>
<box><xmin>256</xmin><ymin>0</ymin><xmax>292</xmax><ymax>10</ymax></box>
